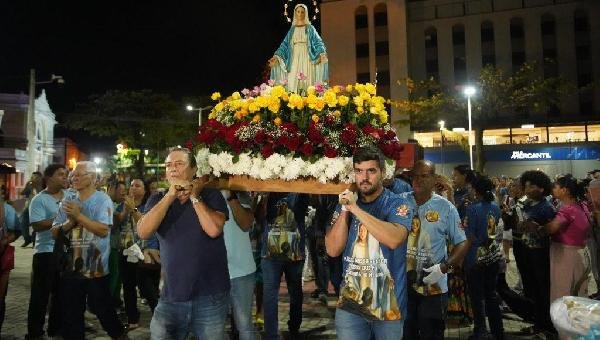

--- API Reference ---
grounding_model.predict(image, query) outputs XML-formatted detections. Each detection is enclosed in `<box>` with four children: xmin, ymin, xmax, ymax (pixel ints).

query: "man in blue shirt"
<box><xmin>51</xmin><ymin>161</ymin><xmax>125</xmax><ymax>340</ymax></box>
<box><xmin>402</xmin><ymin>160</ymin><xmax>469</xmax><ymax>339</ymax></box>
<box><xmin>137</xmin><ymin>147</ymin><xmax>229</xmax><ymax>339</ymax></box>
<box><xmin>26</xmin><ymin>164</ymin><xmax>68</xmax><ymax>339</ymax></box>
<box><xmin>326</xmin><ymin>147</ymin><xmax>412</xmax><ymax>339</ymax></box>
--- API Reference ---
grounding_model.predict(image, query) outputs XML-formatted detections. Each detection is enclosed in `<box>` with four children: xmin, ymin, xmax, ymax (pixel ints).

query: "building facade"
<box><xmin>321</xmin><ymin>0</ymin><xmax>600</xmax><ymax>177</ymax></box>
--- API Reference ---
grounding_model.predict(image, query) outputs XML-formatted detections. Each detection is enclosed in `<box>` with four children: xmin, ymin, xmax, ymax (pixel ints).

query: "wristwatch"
<box><xmin>441</xmin><ymin>260</ymin><xmax>455</xmax><ymax>273</ymax></box>
<box><xmin>190</xmin><ymin>196</ymin><xmax>201</xmax><ymax>205</ymax></box>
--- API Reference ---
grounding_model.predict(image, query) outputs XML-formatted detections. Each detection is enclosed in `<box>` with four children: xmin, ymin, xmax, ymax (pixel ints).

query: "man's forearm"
<box><xmin>229</xmin><ymin>199</ymin><xmax>254</xmax><ymax>231</ymax></box>
<box><xmin>74</xmin><ymin>214</ymin><xmax>109</xmax><ymax>237</ymax></box>
<box><xmin>31</xmin><ymin>218</ymin><xmax>54</xmax><ymax>232</ymax></box>
<box><xmin>137</xmin><ymin>194</ymin><xmax>175</xmax><ymax>239</ymax></box>
<box><xmin>325</xmin><ymin>211</ymin><xmax>349</xmax><ymax>257</ymax></box>
<box><xmin>193</xmin><ymin>201</ymin><xmax>225</xmax><ymax>238</ymax></box>
<box><xmin>350</xmin><ymin>206</ymin><xmax>408</xmax><ymax>249</ymax></box>
<box><xmin>444</xmin><ymin>239</ymin><xmax>469</xmax><ymax>272</ymax></box>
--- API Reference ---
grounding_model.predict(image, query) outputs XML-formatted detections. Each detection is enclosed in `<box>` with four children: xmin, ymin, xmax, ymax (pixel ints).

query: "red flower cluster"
<box><xmin>194</xmin><ymin>118</ymin><xmax>403</xmax><ymax>161</ymax></box>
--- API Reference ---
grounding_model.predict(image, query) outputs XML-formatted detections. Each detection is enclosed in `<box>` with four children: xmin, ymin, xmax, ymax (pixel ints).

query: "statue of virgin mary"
<box><xmin>269</xmin><ymin>4</ymin><xmax>328</xmax><ymax>93</ymax></box>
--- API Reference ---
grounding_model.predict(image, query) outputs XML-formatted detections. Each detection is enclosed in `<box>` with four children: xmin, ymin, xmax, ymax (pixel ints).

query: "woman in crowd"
<box><xmin>526</xmin><ymin>174</ymin><xmax>591</xmax><ymax>302</ymax></box>
<box><xmin>464</xmin><ymin>175</ymin><xmax>504</xmax><ymax>340</ymax></box>
<box><xmin>0</xmin><ymin>186</ymin><xmax>19</xmax><ymax>337</ymax></box>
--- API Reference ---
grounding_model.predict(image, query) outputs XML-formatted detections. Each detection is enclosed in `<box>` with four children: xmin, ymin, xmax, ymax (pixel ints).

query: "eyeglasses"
<box><xmin>70</xmin><ymin>172</ymin><xmax>92</xmax><ymax>179</ymax></box>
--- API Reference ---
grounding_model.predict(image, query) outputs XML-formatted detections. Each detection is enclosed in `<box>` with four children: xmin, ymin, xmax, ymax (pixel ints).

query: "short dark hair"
<box><xmin>353</xmin><ymin>146</ymin><xmax>385</xmax><ymax>171</ymax></box>
<box><xmin>168</xmin><ymin>147</ymin><xmax>197</xmax><ymax>168</ymax></box>
<box><xmin>520</xmin><ymin>170</ymin><xmax>552</xmax><ymax>196</ymax></box>
<box><xmin>43</xmin><ymin>164</ymin><xmax>66</xmax><ymax>178</ymax></box>
<box><xmin>453</xmin><ymin>164</ymin><xmax>476</xmax><ymax>184</ymax></box>
<box><xmin>556</xmin><ymin>174</ymin><xmax>586</xmax><ymax>201</ymax></box>
<box><xmin>472</xmin><ymin>174</ymin><xmax>495</xmax><ymax>202</ymax></box>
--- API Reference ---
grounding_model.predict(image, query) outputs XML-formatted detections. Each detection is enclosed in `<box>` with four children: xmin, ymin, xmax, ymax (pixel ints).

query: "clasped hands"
<box><xmin>167</xmin><ymin>176</ymin><xmax>211</xmax><ymax>198</ymax></box>
<box><xmin>338</xmin><ymin>189</ymin><xmax>357</xmax><ymax>212</ymax></box>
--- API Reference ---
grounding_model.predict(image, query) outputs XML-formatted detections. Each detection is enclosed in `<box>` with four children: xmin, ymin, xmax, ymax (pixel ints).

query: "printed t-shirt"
<box><xmin>223</xmin><ymin>191</ymin><xmax>257</xmax><ymax>279</ymax></box>
<box><xmin>551</xmin><ymin>203</ymin><xmax>590</xmax><ymax>247</ymax></box>
<box><xmin>53</xmin><ymin>190</ymin><xmax>113</xmax><ymax>278</ymax></box>
<box><xmin>337</xmin><ymin>188</ymin><xmax>412</xmax><ymax>321</ymax></box>
<box><xmin>261</xmin><ymin>193</ymin><xmax>308</xmax><ymax>261</ymax></box>
<box><xmin>389</xmin><ymin>178</ymin><xmax>412</xmax><ymax>195</ymax></box>
<box><xmin>401</xmin><ymin>192</ymin><xmax>467</xmax><ymax>295</ymax></box>
<box><xmin>148</xmin><ymin>189</ymin><xmax>229</xmax><ymax>302</ymax></box>
<box><xmin>518</xmin><ymin>198</ymin><xmax>555</xmax><ymax>248</ymax></box>
<box><xmin>464</xmin><ymin>201</ymin><xmax>502</xmax><ymax>268</ymax></box>
<box><xmin>30</xmin><ymin>189</ymin><xmax>65</xmax><ymax>254</ymax></box>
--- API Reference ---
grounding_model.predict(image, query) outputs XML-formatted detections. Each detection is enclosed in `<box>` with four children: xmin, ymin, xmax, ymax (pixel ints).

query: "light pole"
<box><xmin>27</xmin><ymin>69</ymin><xmax>64</xmax><ymax>176</ymax></box>
<box><xmin>186</xmin><ymin>105</ymin><xmax>213</xmax><ymax>126</ymax></box>
<box><xmin>438</xmin><ymin>120</ymin><xmax>445</xmax><ymax>175</ymax></box>
<box><xmin>463</xmin><ymin>86</ymin><xmax>476</xmax><ymax>170</ymax></box>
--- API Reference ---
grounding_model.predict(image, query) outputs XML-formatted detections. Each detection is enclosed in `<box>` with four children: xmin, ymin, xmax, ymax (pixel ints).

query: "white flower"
<box><xmin>195</xmin><ymin>148</ymin><xmax>212</xmax><ymax>176</ymax></box>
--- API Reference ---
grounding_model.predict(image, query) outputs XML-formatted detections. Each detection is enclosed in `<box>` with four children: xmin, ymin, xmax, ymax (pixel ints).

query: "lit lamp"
<box><xmin>463</xmin><ymin>86</ymin><xmax>476</xmax><ymax>170</ymax></box>
<box><xmin>186</xmin><ymin>105</ymin><xmax>213</xmax><ymax>126</ymax></box>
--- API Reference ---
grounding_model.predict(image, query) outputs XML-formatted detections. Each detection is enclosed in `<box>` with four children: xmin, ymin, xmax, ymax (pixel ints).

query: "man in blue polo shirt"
<box><xmin>326</xmin><ymin>146</ymin><xmax>412</xmax><ymax>339</ymax></box>
<box><xmin>138</xmin><ymin>147</ymin><xmax>229</xmax><ymax>340</ymax></box>
<box><xmin>26</xmin><ymin>164</ymin><xmax>68</xmax><ymax>339</ymax></box>
<box><xmin>402</xmin><ymin>160</ymin><xmax>468</xmax><ymax>339</ymax></box>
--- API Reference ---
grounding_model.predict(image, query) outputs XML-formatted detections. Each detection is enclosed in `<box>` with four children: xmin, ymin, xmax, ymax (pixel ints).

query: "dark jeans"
<box><xmin>27</xmin><ymin>252</ymin><xmax>60</xmax><ymax>337</ymax></box>
<box><xmin>262</xmin><ymin>258</ymin><xmax>303</xmax><ymax>340</ymax></box>
<box><xmin>466</xmin><ymin>261</ymin><xmax>504</xmax><ymax>340</ymax></box>
<box><xmin>119</xmin><ymin>255</ymin><xmax>140</xmax><ymax>324</ymax></box>
<box><xmin>59</xmin><ymin>275</ymin><xmax>124</xmax><ymax>340</ymax></box>
<box><xmin>512</xmin><ymin>239</ymin><xmax>534</xmax><ymax>299</ymax></box>
<box><xmin>137</xmin><ymin>264</ymin><xmax>160</xmax><ymax>313</ymax></box>
<box><xmin>525</xmin><ymin>245</ymin><xmax>553</xmax><ymax>332</ymax></box>
<box><xmin>404</xmin><ymin>290</ymin><xmax>448</xmax><ymax>340</ymax></box>
<box><xmin>496</xmin><ymin>272</ymin><xmax>533</xmax><ymax>322</ymax></box>
<box><xmin>308</xmin><ymin>230</ymin><xmax>328</xmax><ymax>294</ymax></box>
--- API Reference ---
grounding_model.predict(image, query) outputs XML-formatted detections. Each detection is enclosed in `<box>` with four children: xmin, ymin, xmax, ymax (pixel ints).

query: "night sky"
<box><xmin>0</xmin><ymin>1</ymin><xmax>321</xmax><ymax>152</ymax></box>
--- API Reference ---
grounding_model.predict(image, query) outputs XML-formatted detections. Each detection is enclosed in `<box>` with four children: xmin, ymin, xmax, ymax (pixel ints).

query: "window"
<box><xmin>452</xmin><ymin>24</ymin><xmax>466</xmax><ymax>84</ymax></box>
<box><xmin>425</xmin><ymin>27</ymin><xmax>439</xmax><ymax>79</ymax></box>
<box><xmin>357</xmin><ymin>72</ymin><xmax>370</xmax><ymax>83</ymax></box>
<box><xmin>510</xmin><ymin>18</ymin><xmax>525</xmax><ymax>71</ymax></box>
<box><xmin>355</xmin><ymin>6</ymin><xmax>370</xmax><ymax>84</ymax></box>
<box><xmin>375</xmin><ymin>41</ymin><xmax>389</xmax><ymax>56</ymax></box>
<box><xmin>481</xmin><ymin>21</ymin><xmax>495</xmax><ymax>67</ymax></box>
<box><xmin>541</xmin><ymin>14</ymin><xmax>558</xmax><ymax>78</ymax></box>
<box><xmin>549</xmin><ymin>125</ymin><xmax>586</xmax><ymax>143</ymax></box>
<box><xmin>574</xmin><ymin>9</ymin><xmax>593</xmax><ymax>114</ymax></box>
<box><xmin>374</xmin><ymin>11</ymin><xmax>387</xmax><ymax>27</ymax></box>
<box><xmin>356</xmin><ymin>43</ymin><xmax>369</xmax><ymax>58</ymax></box>
<box><xmin>374</xmin><ymin>3</ymin><xmax>390</xmax><ymax>97</ymax></box>
<box><xmin>355</xmin><ymin>13</ymin><xmax>368</xmax><ymax>29</ymax></box>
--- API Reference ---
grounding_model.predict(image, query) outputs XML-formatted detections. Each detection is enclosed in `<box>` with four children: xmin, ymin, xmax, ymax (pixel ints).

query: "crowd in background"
<box><xmin>0</xmin><ymin>153</ymin><xmax>596</xmax><ymax>339</ymax></box>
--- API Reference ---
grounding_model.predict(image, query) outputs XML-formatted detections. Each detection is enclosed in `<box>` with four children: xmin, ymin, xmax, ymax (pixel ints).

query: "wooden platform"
<box><xmin>210</xmin><ymin>175</ymin><xmax>355</xmax><ymax>194</ymax></box>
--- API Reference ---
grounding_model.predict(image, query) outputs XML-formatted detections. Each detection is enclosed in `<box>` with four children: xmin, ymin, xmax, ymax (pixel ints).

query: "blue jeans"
<box><xmin>150</xmin><ymin>291</ymin><xmax>229</xmax><ymax>340</ymax></box>
<box><xmin>335</xmin><ymin>308</ymin><xmax>404</xmax><ymax>340</ymax></box>
<box><xmin>230</xmin><ymin>273</ymin><xmax>256</xmax><ymax>340</ymax></box>
<box><xmin>262</xmin><ymin>258</ymin><xmax>303</xmax><ymax>340</ymax></box>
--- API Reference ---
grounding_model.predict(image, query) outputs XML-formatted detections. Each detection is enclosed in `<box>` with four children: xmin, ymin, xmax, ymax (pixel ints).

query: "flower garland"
<box><xmin>189</xmin><ymin>81</ymin><xmax>403</xmax><ymax>183</ymax></box>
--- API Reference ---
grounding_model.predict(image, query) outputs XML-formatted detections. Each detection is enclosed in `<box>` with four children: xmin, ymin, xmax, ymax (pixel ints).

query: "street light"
<box><xmin>438</xmin><ymin>120</ymin><xmax>445</xmax><ymax>175</ymax></box>
<box><xmin>27</xmin><ymin>69</ymin><xmax>64</xmax><ymax>176</ymax></box>
<box><xmin>186</xmin><ymin>105</ymin><xmax>213</xmax><ymax>126</ymax></box>
<box><xmin>463</xmin><ymin>85</ymin><xmax>476</xmax><ymax>170</ymax></box>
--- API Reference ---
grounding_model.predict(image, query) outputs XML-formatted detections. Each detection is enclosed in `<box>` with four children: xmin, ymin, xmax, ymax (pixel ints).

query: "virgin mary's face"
<box><xmin>295</xmin><ymin>6</ymin><xmax>306</xmax><ymax>22</ymax></box>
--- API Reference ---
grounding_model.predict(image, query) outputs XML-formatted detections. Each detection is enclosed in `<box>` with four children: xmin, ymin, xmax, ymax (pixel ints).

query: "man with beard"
<box><xmin>402</xmin><ymin>160</ymin><xmax>469</xmax><ymax>339</ymax></box>
<box><xmin>326</xmin><ymin>146</ymin><xmax>412</xmax><ymax>339</ymax></box>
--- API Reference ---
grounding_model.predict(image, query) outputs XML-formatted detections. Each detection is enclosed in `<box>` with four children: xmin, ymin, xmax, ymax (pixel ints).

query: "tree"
<box><xmin>65</xmin><ymin>90</ymin><xmax>197</xmax><ymax>177</ymax></box>
<box><xmin>393</xmin><ymin>62</ymin><xmax>577</xmax><ymax>172</ymax></box>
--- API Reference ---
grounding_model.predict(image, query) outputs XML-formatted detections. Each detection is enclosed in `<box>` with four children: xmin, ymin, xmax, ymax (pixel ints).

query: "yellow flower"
<box><xmin>288</xmin><ymin>93</ymin><xmax>304</xmax><ymax>109</ymax></box>
<box><xmin>338</xmin><ymin>95</ymin><xmax>350</xmax><ymax>106</ymax></box>
<box><xmin>355</xmin><ymin>83</ymin><xmax>365</xmax><ymax>93</ymax></box>
<box><xmin>333</xmin><ymin>110</ymin><xmax>341</xmax><ymax>117</ymax></box>
<box><xmin>214</xmin><ymin>102</ymin><xmax>225</xmax><ymax>112</ymax></box>
<box><xmin>353</xmin><ymin>96</ymin><xmax>364</xmax><ymax>107</ymax></box>
<box><xmin>360</xmin><ymin>91</ymin><xmax>371</xmax><ymax>101</ymax></box>
<box><xmin>252</xmin><ymin>114</ymin><xmax>261</xmax><ymax>123</ymax></box>
<box><xmin>234</xmin><ymin>110</ymin><xmax>244</xmax><ymax>120</ymax></box>
<box><xmin>365</xmin><ymin>83</ymin><xmax>376</xmax><ymax>95</ymax></box>
<box><xmin>345</xmin><ymin>84</ymin><xmax>353</xmax><ymax>92</ymax></box>
<box><xmin>208</xmin><ymin>111</ymin><xmax>217</xmax><ymax>120</ymax></box>
<box><xmin>333</xmin><ymin>85</ymin><xmax>342</xmax><ymax>94</ymax></box>
<box><xmin>323</xmin><ymin>90</ymin><xmax>338</xmax><ymax>107</ymax></box>
<box><xmin>314</xmin><ymin>99</ymin><xmax>326</xmax><ymax>111</ymax></box>
<box><xmin>311</xmin><ymin>114</ymin><xmax>319</xmax><ymax>123</ymax></box>
<box><xmin>306</xmin><ymin>94</ymin><xmax>319</xmax><ymax>109</ymax></box>
<box><xmin>211</xmin><ymin>92</ymin><xmax>221</xmax><ymax>101</ymax></box>
<box><xmin>370</xmin><ymin>106</ymin><xmax>379</xmax><ymax>115</ymax></box>
<box><xmin>231</xmin><ymin>91</ymin><xmax>242</xmax><ymax>100</ymax></box>
<box><xmin>271</xmin><ymin>85</ymin><xmax>286</xmax><ymax>98</ymax></box>
<box><xmin>248</xmin><ymin>101</ymin><xmax>260</xmax><ymax>113</ymax></box>
<box><xmin>357</xmin><ymin>107</ymin><xmax>364</xmax><ymax>114</ymax></box>
<box><xmin>255</xmin><ymin>96</ymin><xmax>268</xmax><ymax>108</ymax></box>
<box><xmin>307</xmin><ymin>86</ymin><xmax>316</xmax><ymax>96</ymax></box>
<box><xmin>282</xmin><ymin>93</ymin><xmax>289</xmax><ymax>102</ymax></box>
<box><xmin>379</xmin><ymin>112</ymin><xmax>388</xmax><ymax>123</ymax></box>
<box><xmin>274</xmin><ymin>117</ymin><xmax>282</xmax><ymax>126</ymax></box>
<box><xmin>268</xmin><ymin>98</ymin><xmax>281</xmax><ymax>114</ymax></box>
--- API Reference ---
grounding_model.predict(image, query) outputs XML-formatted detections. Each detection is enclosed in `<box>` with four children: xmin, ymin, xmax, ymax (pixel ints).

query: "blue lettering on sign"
<box><xmin>425</xmin><ymin>145</ymin><xmax>600</xmax><ymax>163</ymax></box>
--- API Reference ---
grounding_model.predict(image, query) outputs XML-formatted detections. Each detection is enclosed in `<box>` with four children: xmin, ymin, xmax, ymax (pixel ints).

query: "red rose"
<box><xmin>286</xmin><ymin>136</ymin><xmax>301</xmax><ymax>152</ymax></box>
<box><xmin>385</xmin><ymin>130</ymin><xmax>397</xmax><ymax>140</ymax></box>
<box><xmin>261</xmin><ymin>144</ymin><xmax>274</xmax><ymax>158</ymax></box>
<box><xmin>255</xmin><ymin>130</ymin><xmax>266</xmax><ymax>143</ymax></box>
<box><xmin>308</xmin><ymin>122</ymin><xmax>325</xmax><ymax>144</ymax></box>
<box><xmin>299</xmin><ymin>143</ymin><xmax>313</xmax><ymax>157</ymax></box>
<box><xmin>324</xmin><ymin>145</ymin><xmax>338</xmax><ymax>158</ymax></box>
<box><xmin>184</xmin><ymin>139</ymin><xmax>194</xmax><ymax>150</ymax></box>
<box><xmin>362</xmin><ymin>125</ymin><xmax>384</xmax><ymax>139</ymax></box>
<box><xmin>341</xmin><ymin>124</ymin><xmax>357</xmax><ymax>145</ymax></box>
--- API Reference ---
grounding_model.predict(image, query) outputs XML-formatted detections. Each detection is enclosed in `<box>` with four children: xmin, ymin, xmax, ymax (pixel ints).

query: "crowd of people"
<box><xmin>0</xmin><ymin>146</ymin><xmax>596</xmax><ymax>339</ymax></box>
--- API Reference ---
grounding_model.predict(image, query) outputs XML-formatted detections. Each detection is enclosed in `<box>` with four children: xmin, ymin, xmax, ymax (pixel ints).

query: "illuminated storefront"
<box><xmin>413</xmin><ymin>123</ymin><xmax>600</xmax><ymax>178</ymax></box>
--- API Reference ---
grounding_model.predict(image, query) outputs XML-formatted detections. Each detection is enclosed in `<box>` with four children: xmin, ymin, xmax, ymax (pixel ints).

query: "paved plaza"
<box><xmin>2</xmin><ymin>245</ymin><xmax>588</xmax><ymax>339</ymax></box>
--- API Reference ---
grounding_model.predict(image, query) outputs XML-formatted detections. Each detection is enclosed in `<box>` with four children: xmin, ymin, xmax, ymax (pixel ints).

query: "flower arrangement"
<box><xmin>190</xmin><ymin>81</ymin><xmax>403</xmax><ymax>183</ymax></box>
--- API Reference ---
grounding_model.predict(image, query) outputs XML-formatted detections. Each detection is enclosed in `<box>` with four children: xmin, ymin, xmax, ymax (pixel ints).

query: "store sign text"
<box><xmin>510</xmin><ymin>151</ymin><xmax>552</xmax><ymax>160</ymax></box>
